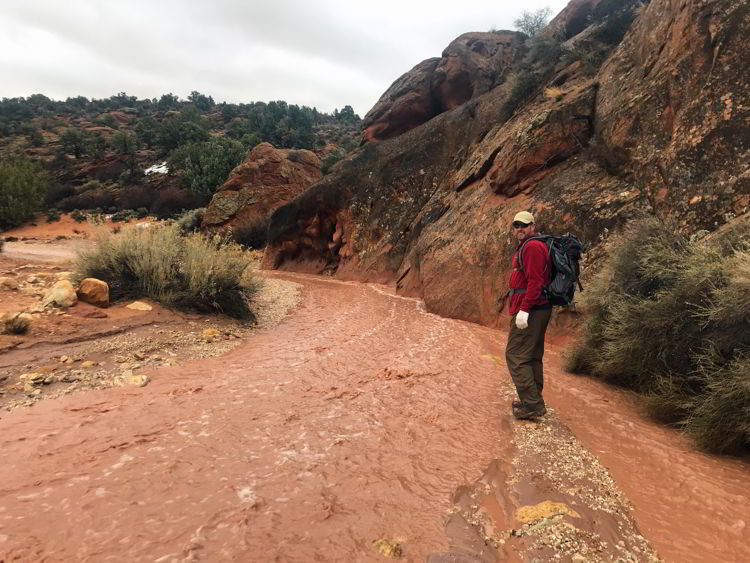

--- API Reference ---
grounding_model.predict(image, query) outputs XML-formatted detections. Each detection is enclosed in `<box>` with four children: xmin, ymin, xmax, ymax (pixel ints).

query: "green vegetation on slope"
<box><xmin>0</xmin><ymin>156</ymin><xmax>54</xmax><ymax>229</ymax></box>
<box><xmin>567</xmin><ymin>218</ymin><xmax>750</xmax><ymax>454</ymax></box>
<box><xmin>0</xmin><ymin>92</ymin><xmax>361</xmax><ymax>225</ymax></box>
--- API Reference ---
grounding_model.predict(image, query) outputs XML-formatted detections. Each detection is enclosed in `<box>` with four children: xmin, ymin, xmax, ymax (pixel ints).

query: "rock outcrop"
<box><xmin>266</xmin><ymin>0</ymin><xmax>749</xmax><ymax>327</ymax></box>
<box><xmin>362</xmin><ymin>32</ymin><xmax>526</xmax><ymax>143</ymax></box>
<box><xmin>202</xmin><ymin>143</ymin><xmax>321</xmax><ymax>233</ymax></box>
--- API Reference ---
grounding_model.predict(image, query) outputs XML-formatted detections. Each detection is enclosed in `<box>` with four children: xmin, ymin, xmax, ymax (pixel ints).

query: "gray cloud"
<box><xmin>1</xmin><ymin>0</ymin><xmax>569</xmax><ymax>115</ymax></box>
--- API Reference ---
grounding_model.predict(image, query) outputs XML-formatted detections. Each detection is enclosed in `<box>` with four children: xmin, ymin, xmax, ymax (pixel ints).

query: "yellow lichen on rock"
<box><xmin>372</xmin><ymin>538</ymin><xmax>403</xmax><ymax>558</ymax></box>
<box><xmin>515</xmin><ymin>501</ymin><xmax>581</xmax><ymax>523</ymax></box>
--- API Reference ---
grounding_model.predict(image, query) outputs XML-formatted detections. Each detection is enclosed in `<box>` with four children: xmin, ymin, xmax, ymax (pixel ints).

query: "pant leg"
<box><xmin>529</xmin><ymin>308</ymin><xmax>552</xmax><ymax>397</ymax></box>
<box><xmin>505</xmin><ymin>312</ymin><xmax>546</xmax><ymax>411</ymax></box>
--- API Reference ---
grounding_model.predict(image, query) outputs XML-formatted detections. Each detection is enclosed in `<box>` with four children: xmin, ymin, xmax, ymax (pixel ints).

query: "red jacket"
<box><xmin>508</xmin><ymin>237</ymin><xmax>551</xmax><ymax>315</ymax></box>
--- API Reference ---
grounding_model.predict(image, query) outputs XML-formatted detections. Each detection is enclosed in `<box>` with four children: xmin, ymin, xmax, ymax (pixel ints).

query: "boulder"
<box><xmin>126</xmin><ymin>301</ymin><xmax>152</xmax><ymax>311</ymax></box>
<box><xmin>362</xmin><ymin>32</ymin><xmax>526</xmax><ymax>142</ymax></box>
<box><xmin>202</xmin><ymin>143</ymin><xmax>321</xmax><ymax>235</ymax></box>
<box><xmin>77</xmin><ymin>278</ymin><xmax>110</xmax><ymax>307</ymax></box>
<box><xmin>0</xmin><ymin>277</ymin><xmax>19</xmax><ymax>290</ymax></box>
<box><xmin>42</xmin><ymin>280</ymin><xmax>78</xmax><ymax>308</ymax></box>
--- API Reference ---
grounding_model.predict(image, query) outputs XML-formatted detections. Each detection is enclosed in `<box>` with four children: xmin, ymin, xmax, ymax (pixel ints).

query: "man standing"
<box><xmin>505</xmin><ymin>211</ymin><xmax>552</xmax><ymax>420</ymax></box>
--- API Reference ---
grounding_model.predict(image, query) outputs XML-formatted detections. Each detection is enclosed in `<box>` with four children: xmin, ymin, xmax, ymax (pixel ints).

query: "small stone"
<box><xmin>126</xmin><ymin>301</ymin><xmax>152</xmax><ymax>311</ymax></box>
<box><xmin>373</xmin><ymin>539</ymin><xmax>402</xmax><ymax>558</ymax></box>
<box><xmin>202</xmin><ymin>328</ymin><xmax>219</xmax><ymax>337</ymax></box>
<box><xmin>0</xmin><ymin>277</ymin><xmax>19</xmax><ymax>290</ymax></box>
<box><xmin>81</xmin><ymin>361</ymin><xmax>95</xmax><ymax>368</ymax></box>
<box><xmin>133</xmin><ymin>352</ymin><xmax>146</xmax><ymax>361</ymax></box>
<box><xmin>19</xmin><ymin>373</ymin><xmax>45</xmax><ymax>384</ymax></box>
<box><xmin>59</xmin><ymin>355</ymin><xmax>69</xmax><ymax>363</ymax></box>
<box><xmin>113</xmin><ymin>374</ymin><xmax>149</xmax><ymax>387</ymax></box>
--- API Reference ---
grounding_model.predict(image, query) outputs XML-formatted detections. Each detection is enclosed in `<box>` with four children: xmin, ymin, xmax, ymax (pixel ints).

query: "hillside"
<box><xmin>0</xmin><ymin>92</ymin><xmax>361</xmax><ymax>227</ymax></box>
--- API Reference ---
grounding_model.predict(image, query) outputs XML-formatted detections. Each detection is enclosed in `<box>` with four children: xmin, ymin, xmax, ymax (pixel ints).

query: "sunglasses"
<box><xmin>512</xmin><ymin>221</ymin><xmax>531</xmax><ymax>228</ymax></box>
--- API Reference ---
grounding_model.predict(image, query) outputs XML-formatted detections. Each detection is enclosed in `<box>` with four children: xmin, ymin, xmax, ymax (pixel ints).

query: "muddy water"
<box><xmin>0</xmin><ymin>275</ymin><xmax>514</xmax><ymax>562</ymax></box>
<box><xmin>546</xmin><ymin>365</ymin><xmax>750</xmax><ymax>562</ymax></box>
<box><xmin>1</xmin><ymin>272</ymin><xmax>749</xmax><ymax>562</ymax></box>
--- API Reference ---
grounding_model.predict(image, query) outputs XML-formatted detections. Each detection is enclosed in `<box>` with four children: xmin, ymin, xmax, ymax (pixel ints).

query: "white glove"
<box><xmin>515</xmin><ymin>311</ymin><xmax>529</xmax><ymax>330</ymax></box>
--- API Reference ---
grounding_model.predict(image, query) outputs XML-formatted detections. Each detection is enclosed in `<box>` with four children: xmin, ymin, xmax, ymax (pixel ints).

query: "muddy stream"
<box><xmin>1</xmin><ymin>273</ymin><xmax>748</xmax><ymax>562</ymax></box>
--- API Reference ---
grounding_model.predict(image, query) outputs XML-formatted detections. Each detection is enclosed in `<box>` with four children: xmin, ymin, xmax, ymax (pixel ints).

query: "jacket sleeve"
<box><xmin>520</xmin><ymin>241</ymin><xmax>548</xmax><ymax>312</ymax></box>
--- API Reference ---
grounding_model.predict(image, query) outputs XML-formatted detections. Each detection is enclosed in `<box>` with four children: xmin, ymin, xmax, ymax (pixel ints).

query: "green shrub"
<box><xmin>567</xmin><ymin>218</ymin><xmax>750</xmax><ymax>454</ymax></box>
<box><xmin>0</xmin><ymin>156</ymin><xmax>53</xmax><ymax>230</ymax></box>
<box><xmin>231</xmin><ymin>215</ymin><xmax>269</xmax><ymax>249</ymax></box>
<box><xmin>45</xmin><ymin>208</ymin><xmax>61</xmax><ymax>222</ymax></box>
<box><xmin>71</xmin><ymin>209</ymin><xmax>87</xmax><ymax>222</ymax></box>
<box><xmin>74</xmin><ymin>223</ymin><xmax>256</xmax><ymax>319</ymax></box>
<box><xmin>176</xmin><ymin>208</ymin><xmax>205</xmax><ymax>233</ymax></box>
<box><xmin>110</xmin><ymin>210</ymin><xmax>132</xmax><ymax>222</ymax></box>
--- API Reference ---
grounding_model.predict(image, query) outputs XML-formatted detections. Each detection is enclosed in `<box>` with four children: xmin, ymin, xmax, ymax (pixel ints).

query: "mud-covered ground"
<box><xmin>1</xmin><ymin>218</ymin><xmax>749</xmax><ymax>562</ymax></box>
<box><xmin>0</xmin><ymin>217</ymin><xmax>299</xmax><ymax>412</ymax></box>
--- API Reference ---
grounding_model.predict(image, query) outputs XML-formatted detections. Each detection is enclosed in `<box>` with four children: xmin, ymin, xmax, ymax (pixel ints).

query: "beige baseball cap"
<box><xmin>512</xmin><ymin>211</ymin><xmax>535</xmax><ymax>225</ymax></box>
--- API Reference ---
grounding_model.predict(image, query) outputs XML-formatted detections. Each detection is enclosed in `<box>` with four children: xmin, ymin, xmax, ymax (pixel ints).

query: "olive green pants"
<box><xmin>505</xmin><ymin>308</ymin><xmax>552</xmax><ymax>411</ymax></box>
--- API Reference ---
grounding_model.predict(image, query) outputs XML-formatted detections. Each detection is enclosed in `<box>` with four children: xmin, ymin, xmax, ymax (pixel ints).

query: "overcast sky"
<box><xmin>1</xmin><ymin>0</ymin><xmax>569</xmax><ymax>117</ymax></box>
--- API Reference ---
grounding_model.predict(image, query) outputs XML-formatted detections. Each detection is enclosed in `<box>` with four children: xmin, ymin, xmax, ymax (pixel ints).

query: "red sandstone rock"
<box><xmin>266</xmin><ymin>0</ymin><xmax>750</xmax><ymax>328</ymax></box>
<box><xmin>77</xmin><ymin>278</ymin><xmax>110</xmax><ymax>308</ymax></box>
<box><xmin>362</xmin><ymin>32</ymin><xmax>525</xmax><ymax>143</ymax></box>
<box><xmin>202</xmin><ymin>143</ymin><xmax>321</xmax><ymax>233</ymax></box>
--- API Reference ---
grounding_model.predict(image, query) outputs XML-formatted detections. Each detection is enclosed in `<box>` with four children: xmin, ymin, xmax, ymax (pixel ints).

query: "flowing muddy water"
<box><xmin>0</xmin><ymin>272</ymin><xmax>748</xmax><ymax>561</ymax></box>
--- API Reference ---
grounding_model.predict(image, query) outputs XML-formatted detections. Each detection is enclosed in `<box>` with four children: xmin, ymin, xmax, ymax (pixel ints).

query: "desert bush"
<box><xmin>176</xmin><ymin>208</ymin><xmax>205</xmax><ymax>233</ymax></box>
<box><xmin>567</xmin><ymin>218</ymin><xmax>750</xmax><ymax>453</ymax></box>
<box><xmin>58</xmin><ymin>189</ymin><xmax>116</xmax><ymax>211</ymax></box>
<box><xmin>110</xmin><ymin>210</ymin><xmax>133</xmax><ymax>222</ymax></box>
<box><xmin>322</xmin><ymin>150</ymin><xmax>344</xmax><ymax>174</ymax></box>
<box><xmin>117</xmin><ymin>185</ymin><xmax>154</xmax><ymax>210</ymax></box>
<box><xmin>2</xmin><ymin>312</ymin><xmax>32</xmax><ymax>335</ymax></box>
<box><xmin>231</xmin><ymin>215</ymin><xmax>269</xmax><ymax>249</ymax></box>
<box><xmin>45</xmin><ymin>208</ymin><xmax>61</xmax><ymax>222</ymax></box>
<box><xmin>0</xmin><ymin>156</ymin><xmax>53</xmax><ymax>230</ymax></box>
<box><xmin>150</xmin><ymin>186</ymin><xmax>199</xmax><ymax>218</ymax></box>
<box><xmin>169</xmin><ymin>137</ymin><xmax>245</xmax><ymax>200</ymax></box>
<box><xmin>71</xmin><ymin>209</ymin><xmax>87</xmax><ymax>222</ymax></box>
<box><xmin>74</xmin><ymin>223</ymin><xmax>256</xmax><ymax>319</ymax></box>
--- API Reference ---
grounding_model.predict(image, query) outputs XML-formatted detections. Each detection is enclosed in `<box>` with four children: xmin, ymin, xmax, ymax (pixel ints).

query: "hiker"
<box><xmin>505</xmin><ymin>211</ymin><xmax>552</xmax><ymax>420</ymax></box>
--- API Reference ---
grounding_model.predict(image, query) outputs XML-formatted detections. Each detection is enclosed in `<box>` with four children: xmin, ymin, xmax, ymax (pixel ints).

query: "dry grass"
<box><xmin>74</xmin><ymin>223</ymin><xmax>257</xmax><ymax>319</ymax></box>
<box><xmin>567</xmin><ymin>218</ymin><xmax>750</xmax><ymax>454</ymax></box>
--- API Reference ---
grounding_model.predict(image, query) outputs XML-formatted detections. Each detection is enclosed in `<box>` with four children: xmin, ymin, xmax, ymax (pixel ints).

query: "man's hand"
<box><xmin>515</xmin><ymin>311</ymin><xmax>529</xmax><ymax>330</ymax></box>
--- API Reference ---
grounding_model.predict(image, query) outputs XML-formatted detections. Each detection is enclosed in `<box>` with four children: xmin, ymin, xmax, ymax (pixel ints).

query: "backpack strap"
<box><xmin>516</xmin><ymin>236</ymin><xmax>552</xmax><ymax>272</ymax></box>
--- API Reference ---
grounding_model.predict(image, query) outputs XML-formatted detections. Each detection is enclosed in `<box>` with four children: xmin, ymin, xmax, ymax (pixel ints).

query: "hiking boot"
<box><xmin>512</xmin><ymin>405</ymin><xmax>546</xmax><ymax>420</ymax></box>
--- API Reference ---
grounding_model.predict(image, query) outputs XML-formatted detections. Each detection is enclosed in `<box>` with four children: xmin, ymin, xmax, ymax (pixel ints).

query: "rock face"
<box><xmin>77</xmin><ymin>278</ymin><xmax>109</xmax><ymax>308</ymax></box>
<box><xmin>42</xmin><ymin>280</ymin><xmax>78</xmax><ymax>308</ymax></box>
<box><xmin>266</xmin><ymin>0</ymin><xmax>749</xmax><ymax>327</ymax></box>
<box><xmin>362</xmin><ymin>32</ymin><xmax>526</xmax><ymax>143</ymax></box>
<box><xmin>202</xmin><ymin>143</ymin><xmax>322</xmax><ymax>233</ymax></box>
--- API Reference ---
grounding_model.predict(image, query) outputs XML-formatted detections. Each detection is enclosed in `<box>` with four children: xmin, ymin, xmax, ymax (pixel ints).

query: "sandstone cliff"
<box><xmin>266</xmin><ymin>0</ymin><xmax>749</xmax><ymax>326</ymax></box>
<box><xmin>202</xmin><ymin>143</ymin><xmax>321</xmax><ymax>234</ymax></box>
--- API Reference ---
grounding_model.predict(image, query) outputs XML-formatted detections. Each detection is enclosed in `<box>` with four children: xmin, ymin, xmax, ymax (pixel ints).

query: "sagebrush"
<box><xmin>74</xmin><ymin>224</ymin><xmax>258</xmax><ymax>319</ymax></box>
<box><xmin>567</xmin><ymin>218</ymin><xmax>750</xmax><ymax>454</ymax></box>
